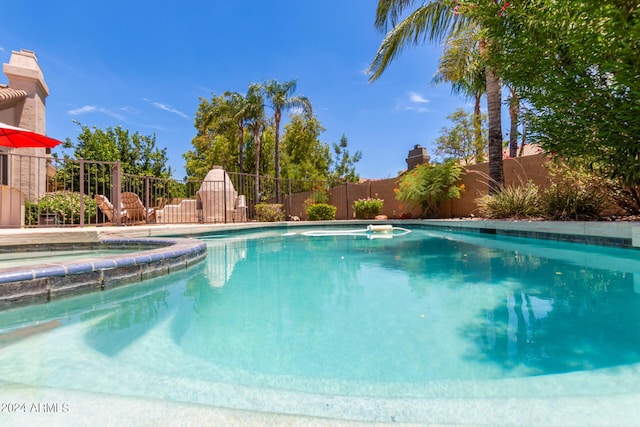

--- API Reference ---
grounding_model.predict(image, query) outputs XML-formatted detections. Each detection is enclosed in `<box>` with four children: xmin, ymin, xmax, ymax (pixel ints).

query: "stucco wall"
<box><xmin>1</xmin><ymin>49</ymin><xmax>49</xmax><ymax>201</ymax></box>
<box><xmin>287</xmin><ymin>154</ymin><xmax>550</xmax><ymax>220</ymax></box>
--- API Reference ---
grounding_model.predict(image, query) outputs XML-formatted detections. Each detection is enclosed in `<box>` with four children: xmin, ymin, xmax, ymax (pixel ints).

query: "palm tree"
<box><xmin>369</xmin><ymin>0</ymin><xmax>504</xmax><ymax>193</ymax></box>
<box><xmin>507</xmin><ymin>86</ymin><xmax>520</xmax><ymax>158</ymax></box>
<box><xmin>245</xmin><ymin>84</ymin><xmax>267</xmax><ymax>201</ymax></box>
<box><xmin>261</xmin><ymin>79</ymin><xmax>312</xmax><ymax>202</ymax></box>
<box><xmin>223</xmin><ymin>91</ymin><xmax>254</xmax><ymax>175</ymax></box>
<box><xmin>432</xmin><ymin>25</ymin><xmax>486</xmax><ymax>163</ymax></box>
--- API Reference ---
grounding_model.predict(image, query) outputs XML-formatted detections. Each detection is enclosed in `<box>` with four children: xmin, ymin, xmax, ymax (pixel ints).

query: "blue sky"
<box><xmin>0</xmin><ymin>1</ymin><xmax>472</xmax><ymax>180</ymax></box>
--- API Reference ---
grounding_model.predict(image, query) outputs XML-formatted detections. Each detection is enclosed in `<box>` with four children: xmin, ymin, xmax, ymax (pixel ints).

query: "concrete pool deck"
<box><xmin>2</xmin><ymin>218</ymin><xmax>638</xmax><ymax>247</ymax></box>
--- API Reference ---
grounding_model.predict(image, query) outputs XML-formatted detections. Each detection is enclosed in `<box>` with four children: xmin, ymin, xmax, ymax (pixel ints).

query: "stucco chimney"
<box><xmin>3</xmin><ymin>49</ymin><xmax>49</xmax><ymax>134</ymax></box>
<box><xmin>406</xmin><ymin>144</ymin><xmax>430</xmax><ymax>170</ymax></box>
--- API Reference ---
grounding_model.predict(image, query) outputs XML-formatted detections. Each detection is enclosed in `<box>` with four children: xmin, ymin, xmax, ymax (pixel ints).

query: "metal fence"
<box><xmin>1</xmin><ymin>152</ymin><xmax>381</xmax><ymax>228</ymax></box>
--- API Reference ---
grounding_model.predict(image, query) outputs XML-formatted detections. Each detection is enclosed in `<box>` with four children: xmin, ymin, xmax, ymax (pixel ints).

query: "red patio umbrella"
<box><xmin>0</xmin><ymin>122</ymin><xmax>62</xmax><ymax>149</ymax></box>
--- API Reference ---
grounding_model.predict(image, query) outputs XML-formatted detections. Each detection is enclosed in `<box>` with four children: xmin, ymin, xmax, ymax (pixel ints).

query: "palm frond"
<box><xmin>374</xmin><ymin>0</ymin><xmax>423</xmax><ymax>31</ymax></box>
<box><xmin>369</xmin><ymin>2</ymin><xmax>465</xmax><ymax>82</ymax></box>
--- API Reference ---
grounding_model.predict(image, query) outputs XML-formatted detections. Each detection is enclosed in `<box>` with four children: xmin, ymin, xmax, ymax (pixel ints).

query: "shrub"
<box><xmin>353</xmin><ymin>197</ymin><xmax>384</xmax><ymax>219</ymax></box>
<box><xmin>477</xmin><ymin>181</ymin><xmax>542</xmax><ymax>219</ymax></box>
<box><xmin>308</xmin><ymin>185</ymin><xmax>330</xmax><ymax>205</ymax></box>
<box><xmin>394</xmin><ymin>160</ymin><xmax>465</xmax><ymax>217</ymax></box>
<box><xmin>25</xmin><ymin>191</ymin><xmax>97</xmax><ymax>225</ymax></box>
<box><xmin>543</xmin><ymin>184</ymin><xmax>605</xmax><ymax>220</ymax></box>
<box><xmin>608</xmin><ymin>182</ymin><xmax>640</xmax><ymax>215</ymax></box>
<box><xmin>542</xmin><ymin>159</ymin><xmax>608</xmax><ymax>219</ymax></box>
<box><xmin>307</xmin><ymin>203</ymin><xmax>336</xmax><ymax>221</ymax></box>
<box><xmin>255</xmin><ymin>203</ymin><xmax>285</xmax><ymax>222</ymax></box>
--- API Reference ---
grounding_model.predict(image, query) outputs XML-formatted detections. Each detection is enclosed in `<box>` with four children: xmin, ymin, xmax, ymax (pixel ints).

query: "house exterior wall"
<box><xmin>1</xmin><ymin>49</ymin><xmax>50</xmax><ymax>201</ymax></box>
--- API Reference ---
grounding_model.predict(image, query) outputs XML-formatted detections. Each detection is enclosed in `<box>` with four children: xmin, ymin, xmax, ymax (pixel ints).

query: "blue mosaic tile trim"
<box><xmin>0</xmin><ymin>237</ymin><xmax>206</xmax><ymax>308</ymax></box>
<box><xmin>410</xmin><ymin>223</ymin><xmax>634</xmax><ymax>248</ymax></box>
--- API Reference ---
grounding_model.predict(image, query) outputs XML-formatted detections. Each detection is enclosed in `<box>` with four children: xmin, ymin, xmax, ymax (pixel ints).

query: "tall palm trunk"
<box><xmin>237</xmin><ymin>124</ymin><xmax>244</xmax><ymax>175</ymax></box>
<box><xmin>480</xmin><ymin>38</ymin><xmax>504</xmax><ymax>194</ymax></box>
<box><xmin>486</xmin><ymin>65</ymin><xmax>504</xmax><ymax>194</ymax></box>
<box><xmin>509</xmin><ymin>88</ymin><xmax>520</xmax><ymax>158</ymax></box>
<box><xmin>473</xmin><ymin>93</ymin><xmax>484</xmax><ymax>163</ymax></box>
<box><xmin>274</xmin><ymin>109</ymin><xmax>282</xmax><ymax>203</ymax></box>
<box><xmin>253</xmin><ymin>126</ymin><xmax>261</xmax><ymax>202</ymax></box>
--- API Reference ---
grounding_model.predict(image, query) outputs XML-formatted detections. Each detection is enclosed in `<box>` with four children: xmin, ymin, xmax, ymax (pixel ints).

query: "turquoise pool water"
<box><xmin>0</xmin><ymin>227</ymin><xmax>639</xmax><ymax>424</ymax></box>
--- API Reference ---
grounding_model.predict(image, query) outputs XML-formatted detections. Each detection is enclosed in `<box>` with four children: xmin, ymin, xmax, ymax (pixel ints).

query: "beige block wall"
<box><xmin>443</xmin><ymin>154</ymin><xmax>550</xmax><ymax>218</ymax></box>
<box><xmin>286</xmin><ymin>154</ymin><xmax>550</xmax><ymax>220</ymax></box>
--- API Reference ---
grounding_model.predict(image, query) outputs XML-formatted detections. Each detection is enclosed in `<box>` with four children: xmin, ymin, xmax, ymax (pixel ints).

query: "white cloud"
<box><xmin>119</xmin><ymin>106</ymin><xmax>139</xmax><ymax>115</ymax></box>
<box><xmin>144</xmin><ymin>98</ymin><xmax>189</xmax><ymax>120</ymax></box>
<box><xmin>409</xmin><ymin>92</ymin><xmax>429</xmax><ymax>104</ymax></box>
<box><xmin>68</xmin><ymin>105</ymin><xmax>97</xmax><ymax>115</ymax></box>
<box><xmin>394</xmin><ymin>92</ymin><xmax>431</xmax><ymax>113</ymax></box>
<box><xmin>67</xmin><ymin>105</ymin><xmax>125</xmax><ymax>121</ymax></box>
<box><xmin>403</xmin><ymin>105</ymin><xmax>429</xmax><ymax>113</ymax></box>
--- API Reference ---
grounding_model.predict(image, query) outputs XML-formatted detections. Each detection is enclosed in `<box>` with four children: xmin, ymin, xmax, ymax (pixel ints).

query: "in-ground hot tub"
<box><xmin>0</xmin><ymin>237</ymin><xmax>206</xmax><ymax>308</ymax></box>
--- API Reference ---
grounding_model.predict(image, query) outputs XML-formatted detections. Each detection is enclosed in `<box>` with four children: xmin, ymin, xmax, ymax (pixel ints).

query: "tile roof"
<box><xmin>0</xmin><ymin>84</ymin><xmax>28</xmax><ymax>110</ymax></box>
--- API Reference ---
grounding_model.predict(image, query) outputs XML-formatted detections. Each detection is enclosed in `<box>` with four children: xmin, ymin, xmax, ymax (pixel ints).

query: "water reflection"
<box><xmin>204</xmin><ymin>239</ymin><xmax>247</xmax><ymax>288</ymax></box>
<box><xmin>459</xmin><ymin>240</ymin><xmax>640</xmax><ymax>376</ymax></box>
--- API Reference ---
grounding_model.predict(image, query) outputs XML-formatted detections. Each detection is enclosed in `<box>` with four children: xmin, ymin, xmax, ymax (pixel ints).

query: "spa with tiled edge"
<box><xmin>0</xmin><ymin>235</ymin><xmax>206</xmax><ymax>308</ymax></box>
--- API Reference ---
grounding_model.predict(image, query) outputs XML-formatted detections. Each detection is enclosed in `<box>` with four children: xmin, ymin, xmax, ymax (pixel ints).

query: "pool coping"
<box><xmin>2</xmin><ymin>218</ymin><xmax>638</xmax><ymax>246</ymax></box>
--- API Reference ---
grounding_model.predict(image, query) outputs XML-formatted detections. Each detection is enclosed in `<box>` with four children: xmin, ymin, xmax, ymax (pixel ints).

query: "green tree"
<box><xmin>260</xmin><ymin>79</ymin><xmax>312</xmax><ymax>202</ymax></box>
<box><xmin>473</xmin><ymin>1</ymin><xmax>640</xmax><ymax>188</ymax></box>
<box><xmin>328</xmin><ymin>134</ymin><xmax>362</xmax><ymax>187</ymax></box>
<box><xmin>244</xmin><ymin>84</ymin><xmax>268</xmax><ymax>199</ymax></box>
<box><xmin>369</xmin><ymin>0</ymin><xmax>505</xmax><ymax>193</ymax></box>
<box><xmin>223</xmin><ymin>91</ymin><xmax>252</xmax><ymax>175</ymax></box>
<box><xmin>432</xmin><ymin>25</ymin><xmax>486</xmax><ymax>163</ymax></box>
<box><xmin>281</xmin><ymin>112</ymin><xmax>330</xmax><ymax>187</ymax></box>
<box><xmin>63</xmin><ymin>122</ymin><xmax>169</xmax><ymax>177</ymax></box>
<box><xmin>435</xmin><ymin>108</ymin><xmax>487</xmax><ymax>165</ymax></box>
<box><xmin>58</xmin><ymin>122</ymin><xmax>170</xmax><ymax>199</ymax></box>
<box><xmin>184</xmin><ymin>95</ymin><xmax>238</xmax><ymax>179</ymax></box>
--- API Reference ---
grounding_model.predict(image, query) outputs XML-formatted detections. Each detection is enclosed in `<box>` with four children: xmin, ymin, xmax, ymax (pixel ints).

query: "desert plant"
<box><xmin>255</xmin><ymin>203</ymin><xmax>285</xmax><ymax>222</ymax></box>
<box><xmin>353</xmin><ymin>197</ymin><xmax>384</xmax><ymax>219</ymax></box>
<box><xmin>477</xmin><ymin>181</ymin><xmax>542</xmax><ymax>219</ymax></box>
<box><xmin>543</xmin><ymin>184</ymin><xmax>605</xmax><ymax>220</ymax></box>
<box><xmin>542</xmin><ymin>159</ymin><xmax>608</xmax><ymax>219</ymax></box>
<box><xmin>306</xmin><ymin>203</ymin><xmax>336</xmax><ymax>221</ymax></box>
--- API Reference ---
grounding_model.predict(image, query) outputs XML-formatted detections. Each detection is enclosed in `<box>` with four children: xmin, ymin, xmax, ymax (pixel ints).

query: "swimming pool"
<box><xmin>0</xmin><ymin>225</ymin><xmax>639</xmax><ymax>425</ymax></box>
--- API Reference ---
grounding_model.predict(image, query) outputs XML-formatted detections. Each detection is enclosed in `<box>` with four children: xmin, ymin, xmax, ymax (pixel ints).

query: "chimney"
<box><xmin>3</xmin><ymin>49</ymin><xmax>49</xmax><ymax>134</ymax></box>
<box><xmin>406</xmin><ymin>144</ymin><xmax>430</xmax><ymax>170</ymax></box>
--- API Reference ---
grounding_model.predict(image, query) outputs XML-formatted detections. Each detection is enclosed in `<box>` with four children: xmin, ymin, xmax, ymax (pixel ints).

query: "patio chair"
<box><xmin>121</xmin><ymin>192</ymin><xmax>155</xmax><ymax>223</ymax></box>
<box><xmin>94</xmin><ymin>194</ymin><xmax>126</xmax><ymax>224</ymax></box>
